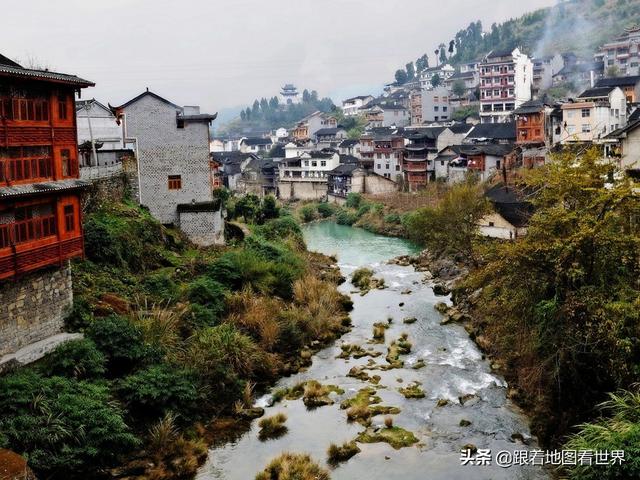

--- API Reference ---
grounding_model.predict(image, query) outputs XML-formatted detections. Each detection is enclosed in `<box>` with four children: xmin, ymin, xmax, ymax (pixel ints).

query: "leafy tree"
<box><xmin>431</xmin><ymin>73</ymin><xmax>442</xmax><ymax>88</ymax></box>
<box><xmin>395</xmin><ymin>69</ymin><xmax>408</xmax><ymax>85</ymax></box>
<box><xmin>434</xmin><ymin>49</ymin><xmax>440</xmax><ymax>66</ymax></box>
<box><xmin>0</xmin><ymin>371</ymin><xmax>139</xmax><ymax>475</ymax></box>
<box><xmin>252</xmin><ymin>100</ymin><xmax>260</xmax><ymax>118</ymax></box>
<box><xmin>415</xmin><ymin>54</ymin><xmax>429</xmax><ymax>73</ymax></box>
<box><xmin>240</xmin><ymin>109</ymin><xmax>246</xmax><ymax>121</ymax></box>
<box><xmin>245</xmin><ymin>107</ymin><xmax>251</xmax><ymax>121</ymax></box>
<box><xmin>452</xmin><ymin>79</ymin><xmax>466</xmax><ymax>98</ymax></box>
<box><xmin>302</xmin><ymin>89</ymin><xmax>310</xmax><ymax>103</ymax></box>
<box><xmin>465</xmin><ymin>147</ymin><xmax>640</xmax><ymax>444</ymax></box>
<box><xmin>260</xmin><ymin>97</ymin><xmax>269</xmax><ymax>112</ymax></box>
<box><xmin>269</xmin><ymin>96</ymin><xmax>279</xmax><ymax>109</ymax></box>
<box><xmin>439</xmin><ymin>44</ymin><xmax>447</xmax><ymax>64</ymax></box>
<box><xmin>310</xmin><ymin>90</ymin><xmax>319</xmax><ymax>102</ymax></box>
<box><xmin>261</xmin><ymin>195</ymin><xmax>279</xmax><ymax>220</ymax></box>
<box><xmin>405</xmin><ymin>62</ymin><xmax>415</xmax><ymax>80</ymax></box>
<box><xmin>235</xmin><ymin>193</ymin><xmax>261</xmax><ymax>222</ymax></box>
<box><xmin>448</xmin><ymin>40</ymin><xmax>455</xmax><ymax>57</ymax></box>
<box><xmin>403</xmin><ymin>180</ymin><xmax>489</xmax><ymax>264</ymax></box>
<box><xmin>188</xmin><ymin>276</ymin><xmax>226</xmax><ymax>320</ymax></box>
<box><xmin>345</xmin><ymin>192</ymin><xmax>363</xmax><ymax>209</ymax></box>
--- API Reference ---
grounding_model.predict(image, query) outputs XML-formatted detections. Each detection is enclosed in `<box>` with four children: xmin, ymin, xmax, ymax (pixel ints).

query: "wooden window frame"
<box><xmin>168</xmin><ymin>175</ymin><xmax>182</xmax><ymax>190</ymax></box>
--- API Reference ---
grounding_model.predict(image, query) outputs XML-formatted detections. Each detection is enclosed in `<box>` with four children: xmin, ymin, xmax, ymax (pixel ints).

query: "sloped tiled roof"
<box><xmin>466</xmin><ymin>122</ymin><xmax>516</xmax><ymax>140</ymax></box>
<box><xmin>0</xmin><ymin>53</ymin><xmax>94</xmax><ymax>87</ymax></box>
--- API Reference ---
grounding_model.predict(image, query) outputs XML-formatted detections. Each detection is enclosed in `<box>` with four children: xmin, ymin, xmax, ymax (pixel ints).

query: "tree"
<box><xmin>452</xmin><ymin>79</ymin><xmax>466</xmax><ymax>98</ymax></box>
<box><xmin>302</xmin><ymin>89</ymin><xmax>311</xmax><ymax>103</ymax></box>
<box><xmin>430</xmin><ymin>73</ymin><xmax>442</xmax><ymax>88</ymax></box>
<box><xmin>240</xmin><ymin>110</ymin><xmax>246</xmax><ymax>121</ymax></box>
<box><xmin>395</xmin><ymin>69</ymin><xmax>408</xmax><ymax>85</ymax></box>
<box><xmin>311</xmin><ymin>90</ymin><xmax>319</xmax><ymax>102</ymax></box>
<box><xmin>434</xmin><ymin>49</ymin><xmax>440</xmax><ymax>66</ymax></box>
<box><xmin>260</xmin><ymin>98</ymin><xmax>269</xmax><ymax>112</ymax></box>
<box><xmin>403</xmin><ymin>180</ymin><xmax>489</xmax><ymax>264</ymax></box>
<box><xmin>607</xmin><ymin>65</ymin><xmax>621</xmax><ymax>77</ymax></box>
<box><xmin>439</xmin><ymin>44</ymin><xmax>447</xmax><ymax>64</ymax></box>
<box><xmin>252</xmin><ymin>100</ymin><xmax>260</xmax><ymax>118</ymax></box>
<box><xmin>245</xmin><ymin>107</ymin><xmax>252</xmax><ymax>121</ymax></box>
<box><xmin>448</xmin><ymin>40</ymin><xmax>455</xmax><ymax>57</ymax></box>
<box><xmin>269</xmin><ymin>96</ymin><xmax>279</xmax><ymax>109</ymax></box>
<box><xmin>416</xmin><ymin>54</ymin><xmax>429</xmax><ymax>73</ymax></box>
<box><xmin>405</xmin><ymin>62</ymin><xmax>415</xmax><ymax>80</ymax></box>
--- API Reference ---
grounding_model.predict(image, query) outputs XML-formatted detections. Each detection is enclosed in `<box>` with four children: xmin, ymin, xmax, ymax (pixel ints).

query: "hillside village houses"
<box><xmin>594</xmin><ymin>25</ymin><xmax>640</xmax><ymax>77</ymax></box>
<box><xmin>561</xmin><ymin>86</ymin><xmax>627</xmax><ymax>143</ymax></box>
<box><xmin>342</xmin><ymin>95</ymin><xmax>374</xmax><ymax>116</ymax></box>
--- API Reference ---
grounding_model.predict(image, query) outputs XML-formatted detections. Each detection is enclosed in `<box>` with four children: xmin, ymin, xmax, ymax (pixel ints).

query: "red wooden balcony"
<box><xmin>0</xmin><ymin>215</ymin><xmax>83</xmax><ymax>280</ymax></box>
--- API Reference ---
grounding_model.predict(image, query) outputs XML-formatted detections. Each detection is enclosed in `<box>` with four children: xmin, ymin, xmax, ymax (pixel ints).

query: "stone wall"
<box><xmin>278</xmin><ymin>180</ymin><xmax>328</xmax><ymax>201</ymax></box>
<box><xmin>0</xmin><ymin>263</ymin><xmax>73</xmax><ymax>358</ymax></box>
<box><xmin>179</xmin><ymin>209</ymin><xmax>224</xmax><ymax>246</ymax></box>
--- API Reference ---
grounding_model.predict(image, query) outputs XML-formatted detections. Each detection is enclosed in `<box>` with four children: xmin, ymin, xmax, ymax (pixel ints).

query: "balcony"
<box><xmin>404</xmin><ymin>162</ymin><xmax>427</xmax><ymax>172</ymax></box>
<box><xmin>0</xmin><ymin>156</ymin><xmax>54</xmax><ymax>184</ymax></box>
<box><xmin>0</xmin><ymin>216</ymin><xmax>83</xmax><ymax>280</ymax></box>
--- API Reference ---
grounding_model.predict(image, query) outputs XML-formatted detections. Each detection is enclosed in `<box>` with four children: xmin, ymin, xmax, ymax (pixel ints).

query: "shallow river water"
<box><xmin>197</xmin><ymin>222</ymin><xmax>549</xmax><ymax>480</ymax></box>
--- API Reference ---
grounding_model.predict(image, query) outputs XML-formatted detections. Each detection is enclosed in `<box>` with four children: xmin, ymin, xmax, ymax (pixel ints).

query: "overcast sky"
<box><xmin>3</xmin><ymin>0</ymin><xmax>556</xmax><ymax>115</ymax></box>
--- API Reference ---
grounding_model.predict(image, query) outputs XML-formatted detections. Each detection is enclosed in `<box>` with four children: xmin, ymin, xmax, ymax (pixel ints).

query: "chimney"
<box><xmin>590</xmin><ymin>70</ymin><xmax>595</xmax><ymax>88</ymax></box>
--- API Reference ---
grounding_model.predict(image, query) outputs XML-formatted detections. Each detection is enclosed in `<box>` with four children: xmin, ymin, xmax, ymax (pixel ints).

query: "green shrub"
<box><xmin>316</xmin><ymin>202</ymin><xmax>335</xmax><ymax>218</ymax></box>
<box><xmin>143</xmin><ymin>272</ymin><xmax>179</xmax><ymax>300</ymax></box>
<box><xmin>336</xmin><ymin>209</ymin><xmax>358</xmax><ymax>226</ymax></box>
<box><xmin>261</xmin><ymin>195</ymin><xmax>280</xmax><ymax>220</ymax></box>
<box><xmin>345</xmin><ymin>192</ymin><xmax>363</xmax><ymax>209</ymax></box>
<box><xmin>300</xmin><ymin>204</ymin><xmax>317</xmax><ymax>222</ymax></box>
<box><xmin>384</xmin><ymin>213</ymin><xmax>401</xmax><ymax>224</ymax></box>
<box><xmin>86</xmin><ymin>315</ymin><xmax>149</xmax><ymax>374</ymax></box>
<box><xmin>187</xmin><ymin>276</ymin><xmax>226</xmax><ymax>320</ymax></box>
<box><xmin>42</xmin><ymin>339</ymin><xmax>106</xmax><ymax>379</ymax></box>
<box><xmin>187</xmin><ymin>303</ymin><xmax>219</xmax><ymax>330</ymax></box>
<box><xmin>64</xmin><ymin>296</ymin><xmax>93</xmax><ymax>331</ymax></box>
<box><xmin>186</xmin><ymin>324</ymin><xmax>264</xmax><ymax>403</ymax></box>
<box><xmin>356</xmin><ymin>203</ymin><xmax>371</xmax><ymax>217</ymax></box>
<box><xmin>254</xmin><ymin>216</ymin><xmax>303</xmax><ymax>244</ymax></box>
<box><xmin>117</xmin><ymin>364</ymin><xmax>200</xmax><ymax>420</ymax></box>
<box><xmin>0</xmin><ymin>370</ymin><xmax>139</xmax><ymax>476</ymax></box>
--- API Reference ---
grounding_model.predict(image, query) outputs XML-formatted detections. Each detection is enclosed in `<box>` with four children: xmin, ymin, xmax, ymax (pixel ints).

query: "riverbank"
<box><xmin>0</xmin><ymin>201</ymin><xmax>353</xmax><ymax>480</ymax></box>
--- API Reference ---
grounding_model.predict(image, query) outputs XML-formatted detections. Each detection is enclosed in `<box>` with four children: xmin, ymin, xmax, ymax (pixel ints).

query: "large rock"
<box><xmin>0</xmin><ymin>449</ymin><xmax>37</xmax><ymax>480</ymax></box>
<box><xmin>432</xmin><ymin>283</ymin><xmax>450</xmax><ymax>296</ymax></box>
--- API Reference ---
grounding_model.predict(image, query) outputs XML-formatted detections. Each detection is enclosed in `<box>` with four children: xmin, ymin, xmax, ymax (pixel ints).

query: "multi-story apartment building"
<box><xmin>561</xmin><ymin>86</ymin><xmax>627</xmax><ymax>143</ymax></box>
<box><xmin>342</xmin><ymin>95</ymin><xmax>374</xmax><ymax>116</ymax></box>
<box><xmin>359</xmin><ymin>128</ymin><xmax>404</xmax><ymax>180</ymax></box>
<box><xmin>113</xmin><ymin>90</ymin><xmax>223</xmax><ymax>246</ymax></box>
<box><xmin>531</xmin><ymin>54</ymin><xmax>564</xmax><ymax>97</ymax></box>
<box><xmin>410</xmin><ymin>90</ymin><xmax>423</xmax><ymax>125</ymax></box>
<box><xmin>0</xmin><ymin>53</ymin><xmax>93</xmax><ymax>359</ymax></box>
<box><xmin>595</xmin><ymin>26</ymin><xmax>640</xmax><ymax>77</ymax></box>
<box><xmin>291</xmin><ymin>111</ymin><xmax>337</xmax><ymax>141</ymax></box>
<box><xmin>479</xmin><ymin>48</ymin><xmax>533</xmax><ymax>123</ymax></box>
<box><xmin>421</xmin><ymin>86</ymin><xmax>451</xmax><ymax>123</ymax></box>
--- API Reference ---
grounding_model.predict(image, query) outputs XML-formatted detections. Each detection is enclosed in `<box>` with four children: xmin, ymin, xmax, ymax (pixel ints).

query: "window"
<box><xmin>320</xmin><ymin>160</ymin><xmax>326</xmax><ymax>166</ymax></box>
<box><xmin>385</xmin><ymin>154</ymin><xmax>390</xmax><ymax>159</ymax></box>
<box><xmin>60</xmin><ymin>149</ymin><xmax>76</xmax><ymax>177</ymax></box>
<box><xmin>311</xmin><ymin>161</ymin><xmax>317</xmax><ymax>167</ymax></box>
<box><xmin>64</xmin><ymin>205</ymin><xmax>75</xmax><ymax>232</ymax></box>
<box><xmin>496</xmin><ymin>160</ymin><xmax>501</xmax><ymax>169</ymax></box>
<box><xmin>443</xmin><ymin>106</ymin><xmax>448</xmax><ymax>112</ymax></box>
<box><xmin>176</xmin><ymin>118</ymin><xmax>185</xmax><ymax>129</ymax></box>
<box><xmin>377</xmin><ymin>164</ymin><xmax>381</xmax><ymax>169</ymax></box>
<box><xmin>581</xmin><ymin>124</ymin><xmax>591</xmax><ymax>133</ymax></box>
<box><xmin>494</xmin><ymin>89</ymin><xmax>500</xmax><ymax>96</ymax></box>
<box><xmin>168</xmin><ymin>175</ymin><xmax>182</xmax><ymax>190</ymax></box>
<box><xmin>488</xmin><ymin>221</ymin><xmax>495</xmax><ymax>227</ymax></box>
<box><xmin>581</xmin><ymin>108</ymin><xmax>590</xmax><ymax>118</ymax></box>
<box><xmin>385</xmin><ymin>164</ymin><xmax>390</xmax><ymax>169</ymax></box>
<box><xmin>395</xmin><ymin>165</ymin><xmax>400</xmax><ymax>171</ymax></box>
<box><xmin>58</xmin><ymin>95</ymin><xmax>68</xmax><ymax>120</ymax></box>
<box><xmin>434</xmin><ymin>106</ymin><xmax>439</xmax><ymax>112</ymax></box>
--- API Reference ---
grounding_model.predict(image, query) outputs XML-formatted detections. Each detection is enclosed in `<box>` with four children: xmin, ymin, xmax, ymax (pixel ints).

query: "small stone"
<box><xmin>399</xmin><ymin>302</ymin><xmax>405</xmax><ymax>307</ymax></box>
<box><xmin>434</xmin><ymin>302</ymin><xmax>448</xmax><ymax>314</ymax></box>
<box><xmin>432</xmin><ymin>284</ymin><xmax>450</xmax><ymax>296</ymax></box>
<box><xmin>461</xmin><ymin>444</ymin><xmax>477</xmax><ymax>455</ymax></box>
<box><xmin>459</xmin><ymin>419</ymin><xmax>472</xmax><ymax>427</ymax></box>
<box><xmin>403</xmin><ymin>317</ymin><xmax>417</xmax><ymax>324</ymax></box>
<box><xmin>436</xmin><ymin>399</ymin><xmax>449</xmax><ymax>407</ymax></box>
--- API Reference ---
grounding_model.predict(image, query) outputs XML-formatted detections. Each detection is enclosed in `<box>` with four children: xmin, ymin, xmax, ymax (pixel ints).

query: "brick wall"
<box><xmin>122</xmin><ymin>95</ymin><xmax>213</xmax><ymax>225</ymax></box>
<box><xmin>0</xmin><ymin>263</ymin><xmax>72</xmax><ymax>358</ymax></box>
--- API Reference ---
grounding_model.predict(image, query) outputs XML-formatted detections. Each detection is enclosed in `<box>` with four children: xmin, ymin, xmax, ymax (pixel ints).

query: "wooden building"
<box><xmin>0</xmin><ymin>54</ymin><xmax>93</xmax><ymax>280</ymax></box>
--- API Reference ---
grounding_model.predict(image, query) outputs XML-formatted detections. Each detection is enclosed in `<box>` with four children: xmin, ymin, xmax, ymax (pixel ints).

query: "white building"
<box><xmin>479</xmin><ymin>48</ymin><xmax>533</xmax><ymax>123</ymax></box>
<box><xmin>420</xmin><ymin>64</ymin><xmax>455</xmax><ymax>89</ymax></box>
<box><xmin>278</xmin><ymin>144</ymin><xmax>341</xmax><ymax>200</ymax></box>
<box><xmin>561</xmin><ymin>86</ymin><xmax>627</xmax><ymax>143</ymax></box>
<box><xmin>421</xmin><ymin>86</ymin><xmax>451</xmax><ymax>123</ymax></box>
<box><xmin>76</xmin><ymin>99</ymin><xmax>123</xmax><ymax>151</ymax></box>
<box><xmin>342</xmin><ymin>95</ymin><xmax>374</xmax><ymax>116</ymax></box>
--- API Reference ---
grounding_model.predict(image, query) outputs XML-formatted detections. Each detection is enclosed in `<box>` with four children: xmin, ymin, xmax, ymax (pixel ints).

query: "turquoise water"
<box><xmin>303</xmin><ymin>221</ymin><xmax>421</xmax><ymax>267</ymax></box>
<box><xmin>197</xmin><ymin>222</ymin><xmax>547</xmax><ymax>480</ymax></box>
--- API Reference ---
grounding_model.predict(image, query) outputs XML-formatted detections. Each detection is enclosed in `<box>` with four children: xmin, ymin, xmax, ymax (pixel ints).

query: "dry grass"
<box><xmin>364</xmin><ymin>184</ymin><xmax>449</xmax><ymax>213</ymax></box>
<box><xmin>291</xmin><ymin>275</ymin><xmax>345</xmax><ymax>340</ymax></box>
<box><xmin>327</xmin><ymin>441</ymin><xmax>360</xmax><ymax>465</ymax></box>
<box><xmin>130</xmin><ymin>297</ymin><xmax>187</xmax><ymax>356</ymax></box>
<box><xmin>226</xmin><ymin>288</ymin><xmax>285</xmax><ymax>351</ymax></box>
<box><xmin>258</xmin><ymin>413</ymin><xmax>288</xmax><ymax>440</ymax></box>
<box><xmin>255</xmin><ymin>452</ymin><xmax>330</xmax><ymax>480</ymax></box>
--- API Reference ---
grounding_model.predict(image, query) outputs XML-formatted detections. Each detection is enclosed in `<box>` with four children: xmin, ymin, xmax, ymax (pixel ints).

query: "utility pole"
<box><xmin>84</xmin><ymin>102</ymin><xmax>98</xmax><ymax>167</ymax></box>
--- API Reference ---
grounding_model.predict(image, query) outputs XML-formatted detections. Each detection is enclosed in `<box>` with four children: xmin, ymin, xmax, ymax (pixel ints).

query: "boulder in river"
<box><xmin>432</xmin><ymin>283</ymin><xmax>450</xmax><ymax>296</ymax></box>
<box><xmin>434</xmin><ymin>302</ymin><xmax>449</xmax><ymax>314</ymax></box>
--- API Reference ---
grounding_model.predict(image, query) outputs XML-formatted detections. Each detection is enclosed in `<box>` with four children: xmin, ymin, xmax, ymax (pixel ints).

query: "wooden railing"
<box><xmin>0</xmin><ymin>215</ymin><xmax>57</xmax><ymax>248</ymax></box>
<box><xmin>0</xmin><ymin>156</ymin><xmax>54</xmax><ymax>183</ymax></box>
<box><xmin>0</xmin><ymin>235</ymin><xmax>83</xmax><ymax>280</ymax></box>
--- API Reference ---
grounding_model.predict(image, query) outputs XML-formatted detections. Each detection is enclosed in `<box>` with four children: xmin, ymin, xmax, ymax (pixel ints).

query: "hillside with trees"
<box><xmin>218</xmin><ymin>89</ymin><xmax>335</xmax><ymax>136</ymax></box>
<box><xmin>394</xmin><ymin>0</ymin><xmax>640</xmax><ymax>85</ymax></box>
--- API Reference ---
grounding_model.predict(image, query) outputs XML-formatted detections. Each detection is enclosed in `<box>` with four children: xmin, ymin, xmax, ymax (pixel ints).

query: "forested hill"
<box><xmin>396</xmin><ymin>0</ymin><xmax>640</xmax><ymax>83</ymax></box>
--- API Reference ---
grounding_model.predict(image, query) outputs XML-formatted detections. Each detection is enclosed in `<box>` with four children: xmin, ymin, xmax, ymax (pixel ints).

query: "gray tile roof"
<box><xmin>0</xmin><ymin>179</ymin><xmax>90</xmax><ymax>198</ymax></box>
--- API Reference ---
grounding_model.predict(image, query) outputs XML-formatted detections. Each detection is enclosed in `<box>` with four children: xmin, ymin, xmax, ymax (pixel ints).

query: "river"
<box><xmin>196</xmin><ymin>222</ymin><xmax>549</xmax><ymax>480</ymax></box>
